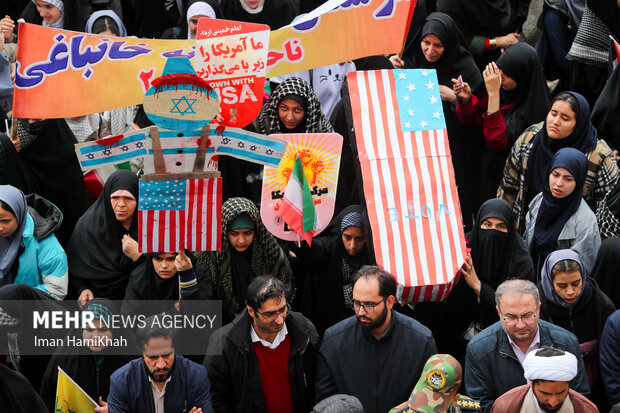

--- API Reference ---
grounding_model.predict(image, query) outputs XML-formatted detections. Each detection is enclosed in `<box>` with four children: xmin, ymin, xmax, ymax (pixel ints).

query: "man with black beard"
<box><xmin>107</xmin><ymin>326</ymin><xmax>214</xmax><ymax>413</ymax></box>
<box><xmin>492</xmin><ymin>347</ymin><xmax>598</xmax><ymax>413</ymax></box>
<box><xmin>315</xmin><ymin>265</ymin><xmax>437</xmax><ymax>413</ymax></box>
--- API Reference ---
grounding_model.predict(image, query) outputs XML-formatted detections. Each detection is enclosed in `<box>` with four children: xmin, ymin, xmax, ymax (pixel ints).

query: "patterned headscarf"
<box><xmin>256</xmin><ymin>77</ymin><xmax>334</xmax><ymax>134</ymax></box>
<box><xmin>196</xmin><ymin>197</ymin><xmax>293</xmax><ymax>318</ymax></box>
<box><xmin>32</xmin><ymin>0</ymin><xmax>65</xmax><ymax>29</ymax></box>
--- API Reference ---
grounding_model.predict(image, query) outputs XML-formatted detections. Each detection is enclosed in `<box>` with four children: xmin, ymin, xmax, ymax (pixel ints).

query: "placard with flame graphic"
<box><xmin>260</xmin><ymin>133</ymin><xmax>342</xmax><ymax>241</ymax></box>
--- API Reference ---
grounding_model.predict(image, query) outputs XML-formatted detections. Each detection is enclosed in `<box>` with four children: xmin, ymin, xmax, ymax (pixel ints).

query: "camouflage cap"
<box><xmin>389</xmin><ymin>354</ymin><xmax>463</xmax><ymax>413</ymax></box>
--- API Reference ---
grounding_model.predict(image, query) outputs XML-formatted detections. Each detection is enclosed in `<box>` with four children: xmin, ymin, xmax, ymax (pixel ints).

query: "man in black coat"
<box><xmin>203</xmin><ymin>275</ymin><xmax>319</xmax><ymax>413</ymax></box>
<box><xmin>315</xmin><ymin>265</ymin><xmax>438</xmax><ymax>413</ymax></box>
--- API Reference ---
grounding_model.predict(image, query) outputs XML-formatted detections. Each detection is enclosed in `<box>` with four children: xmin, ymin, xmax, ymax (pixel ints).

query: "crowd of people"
<box><xmin>1</xmin><ymin>0</ymin><xmax>620</xmax><ymax>412</ymax></box>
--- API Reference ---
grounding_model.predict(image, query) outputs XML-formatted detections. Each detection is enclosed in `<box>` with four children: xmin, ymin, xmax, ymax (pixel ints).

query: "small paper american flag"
<box><xmin>138</xmin><ymin>178</ymin><xmax>222</xmax><ymax>253</ymax></box>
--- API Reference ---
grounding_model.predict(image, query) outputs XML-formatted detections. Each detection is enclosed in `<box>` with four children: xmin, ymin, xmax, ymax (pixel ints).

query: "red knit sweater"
<box><xmin>253</xmin><ymin>335</ymin><xmax>293</xmax><ymax>413</ymax></box>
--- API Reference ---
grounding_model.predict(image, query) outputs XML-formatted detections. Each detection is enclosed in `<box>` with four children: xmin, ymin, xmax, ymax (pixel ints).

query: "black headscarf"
<box><xmin>467</xmin><ymin>198</ymin><xmax>534</xmax><ymax>288</ymax></box>
<box><xmin>0</xmin><ymin>363</ymin><xmax>47</xmax><ymax>413</ymax></box>
<box><xmin>4</xmin><ymin>119</ymin><xmax>87</xmax><ymax>247</ymax></box>
<box><xmin>495</xmin><ymin>43</ymin><xmax>551</xmax><ymax>145</ymax></box>
<box><xmin>66</xmin><ymin>170</ymin><xmax>139</xmax><ymax>298</ymax></box>
<box><xmin>533</xmin><ymin>147</ymin><xmax>588</xmax><ymax>259</ymax></box>
<box><xmin>404</xmin><ymin>12</ymin><xmax>483</xmax><ymax>92</ymax></box>
<box><xmin>256</xmin><ymin>77</ymin><xmax>333</xmax><ymax>135</ymax></box>
<box><xmin>591</xmin><ymin>237</ymin><xmax>620</xmax><ymax>308</ymax></box>
<box><xmin>592</xmin><ymin>61</ymin><xmax>620</xmax><ymax>151</ymax></box>
<box><xmin>219</xmin><ymin>0</ymin><xmax>298</xmax><ymax>30</ymax></box>
<box><xmin>437</xmin><ymin>0</ymin><xmax>525</xmax><ymax>39</ymax></box>
<box><xmin>527</xmin><ymin>91</ymin><xmax>597</xmax><ymax>198</ymax></box>
<box><xmin>39</xmin><ymin>298</ymin><xmax>136</xmax><ymax>410</ymax></box>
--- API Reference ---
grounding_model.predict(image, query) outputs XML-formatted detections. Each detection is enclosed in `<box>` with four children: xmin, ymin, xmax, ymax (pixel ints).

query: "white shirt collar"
<box><xmin>507</xmin><ymin>327</ymin><xmax>541</xmax><ymax>365</ymax></box>
<box><xmin>250</xmin><ymin>323</ymin><xmax>288</xmax><ymax>349</ymax></box>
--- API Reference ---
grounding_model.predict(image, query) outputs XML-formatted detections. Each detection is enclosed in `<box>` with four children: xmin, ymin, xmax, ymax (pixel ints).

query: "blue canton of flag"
<box><xmin>139</xmin><ymin>180</ymin><xmax>186</xmax><ymax>210</ymax></box>
<box><xmin>393</xmin><ymin>69</ymin><xmax>446</xmax><ymax>132</ymax></box>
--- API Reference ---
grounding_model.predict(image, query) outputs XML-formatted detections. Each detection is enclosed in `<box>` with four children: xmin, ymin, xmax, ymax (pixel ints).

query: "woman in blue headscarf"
<box><xmin>525</xmin><ymin>147</ymin><xmax>601</xmax><ymax>273</ymax></box>
<box><xmin>538</xmin><ymin>249</ymin><xmax>614</xmax><ymax>401</ymax></box>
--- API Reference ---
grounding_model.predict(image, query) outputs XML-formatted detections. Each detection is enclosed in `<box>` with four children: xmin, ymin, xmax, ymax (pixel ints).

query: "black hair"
<box><xmin>352</xmin><ymin>265</ymin><xmax>397</xmax><ymax>298</ymax></box>
<box><xmin>92</xmin><ymin>16</ymin><xmax>120</xmax><ymax>36</ymax></box>
<box><xmin>137</xmin><ymin>317</ymin><xmax>175</xmax><ymax>351</ymax></box>
<box><xmin>551</xmin><ymin>259</ymin><xmax>582</xmax><ymax>280</ymax></box>
<box><xmin>0</xmin><ymin>201</ymin><xmax>15</xmax><ymax>217</ymax></box>
<box><xmin>534</xmin><ymin>346</ymin><xmax>566</xmax><ymax>358</ymax></box>
<box><xmin>552</xmin><ymin>93</ymin><xmax>580</xmax><ymax>120</ymax></box>
<box><xmin>246</xmin><ymin>275</ymin><xmax>291</xmax><ymax>310</ymax></box>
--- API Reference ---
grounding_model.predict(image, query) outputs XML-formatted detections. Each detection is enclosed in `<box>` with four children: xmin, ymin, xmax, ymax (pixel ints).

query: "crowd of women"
<box><xmin>1</xmin><ymin>0</ymin><xmax>620</xmax><ymax>411</ymax></box>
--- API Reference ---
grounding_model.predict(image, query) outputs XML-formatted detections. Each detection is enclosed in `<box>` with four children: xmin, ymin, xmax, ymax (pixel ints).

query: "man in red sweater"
<box><xmin>204</xmin><ymin>275</ymin><xmax>319</xmax><ymax>413</ymax></box>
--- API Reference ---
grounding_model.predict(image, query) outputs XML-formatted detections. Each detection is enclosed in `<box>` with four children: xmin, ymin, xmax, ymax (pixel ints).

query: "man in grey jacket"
<box><xmin>465</xmin><ymin>279</ymin><xmax>589</xmax><ymax>412</ymax></box>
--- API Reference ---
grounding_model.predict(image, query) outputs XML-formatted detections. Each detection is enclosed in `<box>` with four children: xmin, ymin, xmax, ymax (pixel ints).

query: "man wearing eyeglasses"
<box><xmin>203</xmin><ymin>275</ymin><xmax>319</xmax><ymax>413</ymax></box>
<box><xmin>465</xmin><ymin>279</ymin><xmax>590</xmax><ymax>412</ymax></box>
<box><xmin>315</xmin><ymin>265</ymin><xmax>437</xmax><ymax>413</ymax></box>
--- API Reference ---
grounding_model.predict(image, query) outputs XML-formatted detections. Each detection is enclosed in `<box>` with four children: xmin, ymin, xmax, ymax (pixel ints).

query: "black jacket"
<box><xmin>315</xmin><ymin>311</ymin><xmax>437</xmax><ymax>413</ymax></box>
<box><xmin>203</xmin><ymin>309</ymin><xmax>319</xmax><ymax>413</ymax></box>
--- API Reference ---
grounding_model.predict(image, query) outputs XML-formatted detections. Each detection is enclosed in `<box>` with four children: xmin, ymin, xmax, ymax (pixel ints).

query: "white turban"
<box><xmin>523</xmin><ymin>350</ymin><xmax>578</xmax><ymax>382</ymax></box>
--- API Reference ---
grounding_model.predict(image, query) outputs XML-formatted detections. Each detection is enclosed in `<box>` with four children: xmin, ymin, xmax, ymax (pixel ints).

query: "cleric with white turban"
<box><xmin>523</xmin><ymin>348</ymin><xmax>578</xmax><ymax>382</ymax></box>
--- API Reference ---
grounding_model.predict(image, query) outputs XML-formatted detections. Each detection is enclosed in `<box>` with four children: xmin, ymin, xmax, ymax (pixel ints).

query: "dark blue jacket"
<box><xmin>108</xmin><ymin>356</ymin><xmax>214</xmax><ymax>413</ymax></box>
<box><xmin>315</xmin><ymin>310</ymin><xmax>437</xmax><ymax>413</ymax></box>
<box><xmin>465</xmin><ymin>320</ymin><xmax>590</xmax><ymax>413</ymax></box>
<box><xmin>601</xmin><ymin>309</ymin><xmax>620</xmax><ymax>404</ymax></box>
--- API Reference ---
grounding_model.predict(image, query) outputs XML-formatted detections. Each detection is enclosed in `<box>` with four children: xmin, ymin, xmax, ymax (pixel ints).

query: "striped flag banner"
<box><xmin>75</xmin><ymin>125</ymin><xmax>287</xmax><ymax>172</ymax></box>
<box><xmin>138</xmin><ymin>178</ymin><xmax>222</xmax><ymax>253</ymax></box>
<box><xmin>347</xmin><ymin>69</ymin><xmax>466</xmax><ymax>305</ymax></box>
<box><xmin>278</xmin><ymin>155</ymin><xmax>322</xmax><ymax>245</ymax></box>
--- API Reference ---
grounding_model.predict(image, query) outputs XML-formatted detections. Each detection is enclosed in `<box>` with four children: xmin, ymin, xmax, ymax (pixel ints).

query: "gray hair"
<box><xmin>495</xmin><ymin>279</ymin><xmax>540</xmax><ymax>307</ymax></box>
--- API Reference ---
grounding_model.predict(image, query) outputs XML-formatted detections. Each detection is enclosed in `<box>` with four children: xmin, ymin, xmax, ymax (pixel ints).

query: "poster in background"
<box><xmin>195</xmin><ymin>18</ymin><xmax>270</xmax><ymax>127</ymax></box>
<box><xmin>347</xmin><ymin>69</ymin><xmax>466</xmax><ymax>305</ymax></box>
<box><xmin>261</xmin><ymin>133</ymin><xmax>342</xmax><ymax>242</ymax></box>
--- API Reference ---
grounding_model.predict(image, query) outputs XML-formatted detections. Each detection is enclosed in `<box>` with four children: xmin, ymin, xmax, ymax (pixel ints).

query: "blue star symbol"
<box><xmin>221</xmin><ymin>138</ymin><xmax>231</xmax><ymax>145</ymax></box>
<box><xmin>265</xmin><ymin>149</ymin><xmax>274</xmax><ymax>155</ymax></box>
<box><xmin>170</xmin><ymin>96</ymin><xmax>197</xmax><ymax>116</ymax></box>
<box><xmin>135</xmin><ymin>142</ymin><xmax>144</xmax><ymax>148</ymax></box>
<box><xmin>103</xmin><ymin>149</ymin><xmax>112</xmax><ymax>156</ymax></box>
<box><xmin>121</xmin><ymin>145</ymin><xmax>129</xmax><ymax>152</ymax></box>
<box><xmin>237</xmin><ymin>141</ymin><xmax>245</xmax><ymax>148</ymax></box>
<box><xmin>86</xmin><ymin>153</ymin><xmax>95</xmax><ymax>160</ymax></box>
<box><xmin>249</xmin><ymin>145</ymin><xmax>257</xmax><ymax>152</ymax></box>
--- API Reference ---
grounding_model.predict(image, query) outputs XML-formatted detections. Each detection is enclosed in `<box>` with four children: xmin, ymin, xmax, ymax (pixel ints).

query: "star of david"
<box><xmin>121</xmin><ymin>145</ymin><xmax>129</xmax><ymax>152</ymax></box>
<box><xmin>237</xmin><ymin>142</ymin><xmax>245</xmax><ymax>148</ymax></box>
<box><xmin>103</xmin><ymin>149</ymin><xmax>112</xmax><ymax>156</ymax></box>
<box><xmin>249</xmin><ymin>145</ymin><xmax>257</xmax><ymax>152</ymax></box>
<box><xmin>170</xmin><ymin>96</ymin><xmax>197</xmax><ymax>116</ymax></box>
<box><xmin>221</xmin><ymin>138</ymin><xmax>231</xmax><ymax>145</ymax></box>
<box><xmin>135</xmin><ymin>142</ymin><xmax>144</xmax><ymax>148</ymax></box>
<box><xmin>86</xmin><ymin>153</ymin><xmax>95</xmax><ymax>160</ymax></box>
<box><xmin>265</xmin><ymin>149</ymin><xmax>274</xmax><ymax>155</ymax></box>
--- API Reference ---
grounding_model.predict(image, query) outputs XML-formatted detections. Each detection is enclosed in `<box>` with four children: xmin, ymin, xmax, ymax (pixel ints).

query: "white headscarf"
<box><xmin>187</xmin><ymin>2</ymin><xmax>217</xmax><ymax>39</ymax></box>
<box><xmin>32</xmin><ymin>0</ymin><xmax>64</xmax><ymax>29</ymax></box>
<box><xmin>523</xmin><ymin>349</ymin><xmax>578</xmax><ymax>382</ymax></box>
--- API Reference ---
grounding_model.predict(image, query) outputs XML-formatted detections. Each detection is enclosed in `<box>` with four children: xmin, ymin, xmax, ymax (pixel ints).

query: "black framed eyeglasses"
<box><xmin>255</xmin><ymin>303</ymin><xmax>290</xmax><ymax>320</ymax></box>
<box><xmin>350</xmin><ymin>297</ymin><xmax>388</xmax><ymax>313</ymax></box>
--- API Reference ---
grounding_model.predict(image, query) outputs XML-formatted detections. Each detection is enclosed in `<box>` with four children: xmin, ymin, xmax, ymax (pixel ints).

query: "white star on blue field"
<box><xmin>394</xmin><ymin>69</ymin><xmax>446</xmax><ymax>132</ymax></box>
<box><xmin>139</xmin><ymin>180</ymin><xmax>186</xmax><ymax>210</ymax></box>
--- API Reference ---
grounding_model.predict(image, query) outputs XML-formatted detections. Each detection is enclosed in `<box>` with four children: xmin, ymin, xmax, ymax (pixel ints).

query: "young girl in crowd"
<box><xmin>499</xmin><ymin>91</ymin><xmax>619</xmax><ymax>233</ymax></box>
<box><xmin>453</xmin><ymin>42</ymin><xmax>550</xmax><ymax>202</ymax></box>
<box><xmin>66</xmin><ymin>170</ymin><xmax>142</xmax><ymax>303</ymax></box>
<box><xmin>196</xmin><ymin>197</ymin><xmax>293</xmax><ymax>323</ymax></box>
<box><xmin>539</xmin><ymin>249</ymin><xmax>615</xmax><ymax>404</ymax></box>
<box><xmin>19</xmin><ymin>0</ymin><xmax>89</xmax><ymax>32</ymax></box>
<box><xmin>0</xmin><ymin>185</ymin><xmax>67</xmax><ymax>299</ymax></box>
<box><xmin>186</xmin><ymin>1</ymin><xmax>219</xmax><ymax>39</ymax></box>
<box><xmin>525</xmin><ymin>148</ymin><xmax>601</xmax><ymax>273</ymax></box>
<box><xmin>292</xmin><ymin>205</ymin><xmax>374</xmax><ymax>335</ymax></box>
<box><xmin>391</xmin><ymin>12</ymin><xmax>484</xmax><ymax>229</ymax></box>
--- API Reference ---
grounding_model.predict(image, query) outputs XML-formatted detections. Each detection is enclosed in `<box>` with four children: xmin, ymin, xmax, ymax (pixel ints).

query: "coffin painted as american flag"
<box><xmin>138</xmin><ymin>178</ymin><xmax>222</xmax><ymax>253</ymax></box>
<box><xmin>347</xmin><ymin>69</ymin><xmax>467</xmax><ymax>304</ymax></box>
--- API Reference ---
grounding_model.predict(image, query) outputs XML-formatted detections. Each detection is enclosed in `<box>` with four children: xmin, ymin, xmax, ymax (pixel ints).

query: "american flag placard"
<box><xmin>348</xmin><ymin>69</ymin><xmax>467</xmax><ymax>304</ymax></box>
<box><xmin>138</xmin><ymin>178</ymin><xmax>222</xmax><ymax>253</ymax></box>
